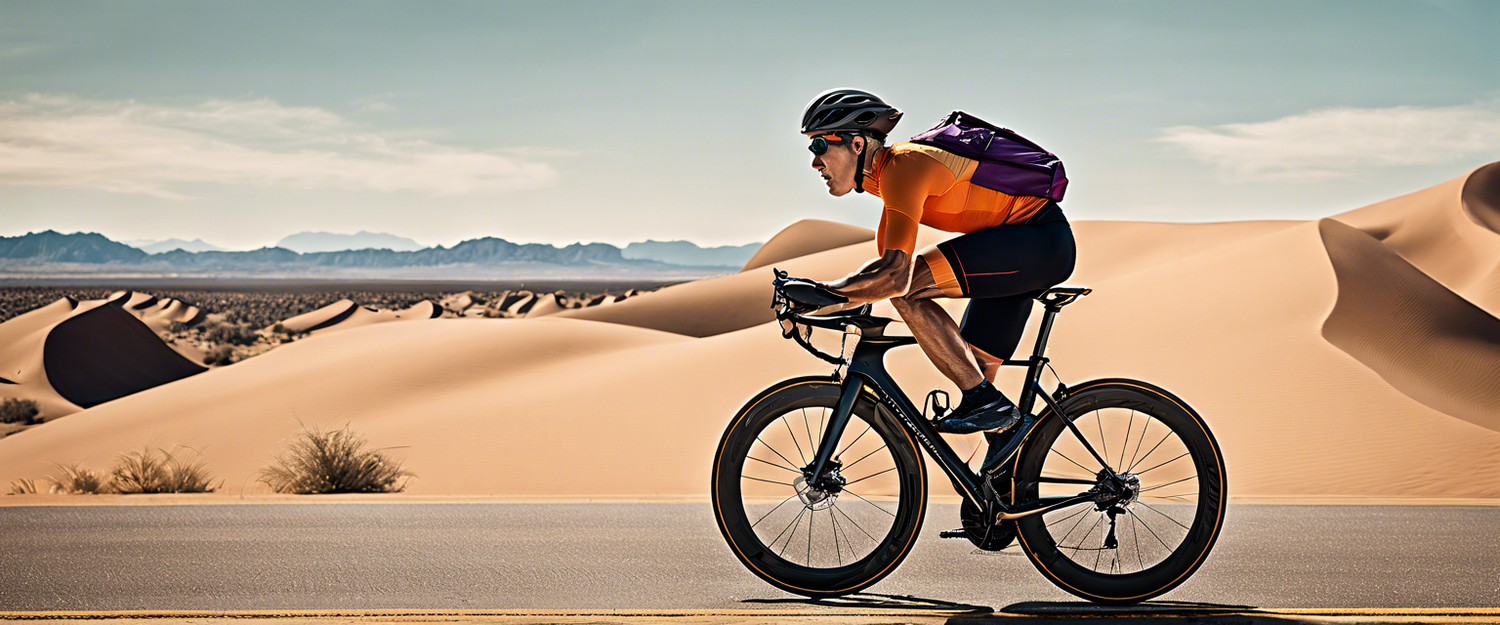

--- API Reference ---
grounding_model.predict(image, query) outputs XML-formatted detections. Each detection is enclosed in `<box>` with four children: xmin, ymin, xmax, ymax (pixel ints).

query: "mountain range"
<box><xmin>274</xmin><ymin>231</ymin><xmax>425</xmax><ymax>254</ymax></box>
<box><xmin>120</xmin><ymin>238</ymin><xmax>228</xmax><ymax>254</ymax></box>
<box><xmin>0</xmin><ymin>230</ymin><xmax>763</xmax><ymax>276</ymax></box>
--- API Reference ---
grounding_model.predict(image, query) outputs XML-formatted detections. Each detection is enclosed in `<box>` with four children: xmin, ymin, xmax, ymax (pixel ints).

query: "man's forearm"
<box><xmin>826</xmin><ymin>250</ymin><xmax>911</xmax><ymax>303</ymax></box>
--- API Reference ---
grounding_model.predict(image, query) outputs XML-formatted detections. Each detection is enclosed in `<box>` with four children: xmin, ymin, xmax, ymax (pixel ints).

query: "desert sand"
<box><xmin>2</xmin><ymin>164</ymin><xmax>1498</xmax><ymax>500</ymax></box>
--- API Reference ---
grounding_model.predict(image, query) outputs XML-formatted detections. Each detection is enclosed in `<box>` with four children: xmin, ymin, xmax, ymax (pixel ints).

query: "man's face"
<box><xmin>810</xmin><ymin>135</ymin><xmax>865</xmax><ymax>197</ymax></box>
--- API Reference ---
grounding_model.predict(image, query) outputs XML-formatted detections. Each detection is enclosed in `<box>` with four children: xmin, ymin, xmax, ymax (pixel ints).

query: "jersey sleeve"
<box><xmin>876</xmin><ymin>150</ymin><xmax>959</xmax><ymax>256</ymax></box>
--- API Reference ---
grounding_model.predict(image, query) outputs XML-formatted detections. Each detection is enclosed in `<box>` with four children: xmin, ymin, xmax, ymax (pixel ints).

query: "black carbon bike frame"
<box><xmin>788</xmin><ymin>288</ymin><xmax>1115</xmax><ymax>519</ymax></box>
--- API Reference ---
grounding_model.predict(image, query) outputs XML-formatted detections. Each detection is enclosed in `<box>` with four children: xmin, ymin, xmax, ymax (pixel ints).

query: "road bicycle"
<box><xmin>711</xmin><ymin>270</ymin><xmax>1226</xmax><ymax>604</ymax></box>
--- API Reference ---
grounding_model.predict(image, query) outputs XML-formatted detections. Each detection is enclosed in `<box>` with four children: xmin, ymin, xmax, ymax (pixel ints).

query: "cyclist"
<box><xmin>803</xmin><ymin>88</ymin><xmax>1076</xmax><ymax>444</ymax></box>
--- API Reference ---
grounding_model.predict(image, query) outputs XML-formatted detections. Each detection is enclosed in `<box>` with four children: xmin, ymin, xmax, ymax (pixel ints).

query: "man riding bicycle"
<box><xmin>803</xmin><ymin>88</ymin><xmax>1076</xmax><ymax>454</ymax></box>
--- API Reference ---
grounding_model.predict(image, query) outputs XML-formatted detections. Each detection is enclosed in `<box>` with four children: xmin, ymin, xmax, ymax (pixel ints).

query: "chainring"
<box><xmin>960</xmin><ymin>497</ymin><xmax>1016</xmax><ymax>551</ymax></box>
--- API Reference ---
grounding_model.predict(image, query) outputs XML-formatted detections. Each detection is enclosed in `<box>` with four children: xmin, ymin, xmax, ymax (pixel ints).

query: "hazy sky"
<box><xmin>2</xmin><ymin>1</ymin><xmax>1496</xmax><ymax>249</ymax></box>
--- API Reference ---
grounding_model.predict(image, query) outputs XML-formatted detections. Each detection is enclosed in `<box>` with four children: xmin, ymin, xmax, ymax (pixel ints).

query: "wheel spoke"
<box><xmin>1119</xmin><ymin>409</ymin><xmax>1135</xmax><ymax>470</ymax></box>
<box><xmin>783</xmin><ymin>417</ymin><xmax>808</xmax><ymax>465</ymax></box>
<box><xmin>829</xmin><ymin>506</ymin><xmax>844</xmax><ymax>566</ymax></box>
<box><xmin>817</xmin><ymin>408</ymin><xmax>827</xmax><ymax>450</ymax></box>
<box><xmin>750</xmin><ymin>494</ymin><xmax>799</xmax><ymax>528</ymax></box>
<box><xmin>1133</xmin><ymin>500</ymin><xmax>1192</xmax><ymax>531</ymax></box>
<box><xmin>1126</xmin><ymin>429</ymin><xmax>1173</xmax><ymax>474</ymax></box>
<box><xmin>746</xmin><ymin>455</ymin><xmax>799</xmax><ymax>474</ymax></box>
<box><xmin>1130</xmin><ymin>510</ymin><xmax>1144</xmax><ymax>570</ymax></box>
<box><xmin>1096</xmin><ymin>409</ymin><xmax>1109</xmax><ymax>473</ymax></box>
<box><xmin>807</xmin><ymin>506</ymin><xmax>814</xmax><ymax>565</ymax></box>
<box><xmin>754</xmin><ymin>437</ymin><xmax>802</xmax><ymax>474</ymax></box>
<box><xmin>841</xmin><ymin>443</ymin><xmax>890</xmax><ymax>473</ymax></box>
<box><xmin>802</xmin><ymin>408</ymin><xmax>816</xmax><ymax>462</ymax></box>
<box><xmin>1127</xmin><ymin>417</ymin><xmax>1151</xmax><ymax>471</ymax></box>
<box><xmin>842</xmin><ymin>488</ymin><xmax>897</xmax><ymax>517</ymax></box>
<box><xmin>742</xmin><ymin>475</ymin><xmax>792</xmax><ymax>487</ymax></box>
<box><xmin>772</xmin><ymin>506</ymin><xmax>807</xmax><ymax>556</ymax></box>
<box><xmin>1141</xmin><ymin>492</ymin><xmax>1197</xmax><ymax>502</ymax></box>
<box><xmin>835</xmin><ymin>422</ymin><xmax>873</xmax><ymax>462</ymax></box>
<box><xmin>1052</xmin><ymin>449</ymin><xmax>1095</xmax><ymax>475</ymax></box>
<box><xmin>1131</xmin><ymin>507</ymin><xmax>1174</xmax><ymax>550</ymax></box>
<box><xmin>1057</xmin><ymin>508</ymin><xmax>1098</xmax><ymax>548</ymax></box>
<box><xmin>1140</xmin><ymin>475</ymin><xmax>1196</xmax><ymax>493</ymax></box>
<box><xmin>1061</xmin><ymin>514</ymin><xmax>1104</xmax><ymax>551</ymax></box>
<box><xmin>833</xmin><ymin>502</ymin><xmax>879</xmax><ymax>541</ymax></box>
<box><xmin>1046</xmin><ymin>506</ymin><xmax>1090</xmax><ymax>528</ymax></box>
<box><xmin>844</xmin><ymin>466</ymin><xmax>896</xmax><ymax>487</ymax></box>
<box><xmin>1135</xmin><ymin>451</ymin><xmax>1190</xmax><ymax>476</ymax></box>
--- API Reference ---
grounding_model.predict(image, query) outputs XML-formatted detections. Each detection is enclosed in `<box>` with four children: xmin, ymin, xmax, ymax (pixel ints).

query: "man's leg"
<box><xmin>888</xmin><ymin>257</ymin><xmax>986</xmax><ymax>390</ymax></box>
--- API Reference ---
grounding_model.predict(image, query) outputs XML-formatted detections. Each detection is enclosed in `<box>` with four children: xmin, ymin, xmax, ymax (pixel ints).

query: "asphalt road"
<box><xmin>1</xmin><ymin>504</ymin><xmax>1495</xmax><ymax>612</ymax></box>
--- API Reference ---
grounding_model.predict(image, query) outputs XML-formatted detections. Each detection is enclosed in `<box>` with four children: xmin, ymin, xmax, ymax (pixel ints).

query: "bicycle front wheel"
<box><xmin>711</xmin><ymin>377</ymin><xmax>927</xmax><ymax>598</ymax></box>
<box><xmin>1010</xmin><ymin>379</ymin><xmax>1227</xmax><ymax>604</ymax></box>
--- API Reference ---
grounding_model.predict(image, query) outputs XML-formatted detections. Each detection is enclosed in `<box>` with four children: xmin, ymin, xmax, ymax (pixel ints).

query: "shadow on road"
<box><xmin>944</xmin><ymin>600</ymin><xmax>1324</xmax><ymax>624</ymax></box>
<box><xmin>742</xmin><ymin>591</ymin><xmax>992</xmax><ymax>614</ymax></box>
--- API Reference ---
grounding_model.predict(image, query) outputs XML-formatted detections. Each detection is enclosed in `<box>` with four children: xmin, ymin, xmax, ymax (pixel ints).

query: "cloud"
<box><xmin>0</xmin><ymin>94</ymin><xmax>561</xmax><ymax>199</ymax></box>
<box><xmin>1159</xmin><ymin>103</ymin><xmax>1500</xmax><ymax>181</ymax></box>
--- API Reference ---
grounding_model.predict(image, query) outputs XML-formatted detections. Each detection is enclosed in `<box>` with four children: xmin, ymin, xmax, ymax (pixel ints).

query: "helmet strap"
<box><xmin>853</xmin><ymin>136</ymin><xmax>868</xmax><ymax>194</ymax></box>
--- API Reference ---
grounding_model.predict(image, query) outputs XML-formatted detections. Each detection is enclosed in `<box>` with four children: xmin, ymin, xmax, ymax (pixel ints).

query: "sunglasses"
<box><xmin>807</xmin><ymin>133</ymin><xmax>852</xmax><ymax>156</ymax></box>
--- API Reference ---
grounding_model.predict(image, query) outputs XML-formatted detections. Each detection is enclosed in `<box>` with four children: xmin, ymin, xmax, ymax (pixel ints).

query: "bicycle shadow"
<box><xmin>741</xmin><ymin>591</ymin><xmax>992</xmax><ymax>615</ymax></box>
<box><xmin>947</xmin><ymin>600</ymin><xmax>1312</xmax><ymax>623</ymax></box>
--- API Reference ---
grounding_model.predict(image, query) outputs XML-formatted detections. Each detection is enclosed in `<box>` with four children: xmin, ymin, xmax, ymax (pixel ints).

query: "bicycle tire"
<box><xmin>1009</xmin><ymin>378</ymin><xmax>1226</xmax><ymax>604</ymax></box>
<box><xmin>711</xmin><ymin>376</ymin><xmax>927</xmax><ymax>598</ymax></box>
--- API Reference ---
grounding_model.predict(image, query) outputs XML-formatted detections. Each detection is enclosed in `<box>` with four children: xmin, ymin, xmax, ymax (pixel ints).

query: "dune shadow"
<box><xmin>742</xmin><ymin>591</ymin><xmax>991</xmax><ymax>614</ymax></box>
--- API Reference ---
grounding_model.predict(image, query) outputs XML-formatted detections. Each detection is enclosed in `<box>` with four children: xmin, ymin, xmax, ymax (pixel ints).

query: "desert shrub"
<box><xmin>0</xmin><ymin>398</ymin><xmax>41</xmax><ymax>425</ymax></box>
<box><xmin>8</xmin><ymin>478</ymin><xmax>42</xmax><ymax>495</ymax></box>
<box><xmin>271</xmin><ymin>323</ymin><xmax>306</xmax><ymax>338</ymax></box>
<box><xmin>166</xmin><ymin>320</ymin><xmax>189</xmax><ymax>333</ymax></box>
<box><xmin>204</xmin><ymin>322</ymin><xmax>259</xmax><ymax>346</ymax></box>
<box><xmin>110</xmin><ymin>447</ymin><xmax>219</xmax><ymax>494</ymax></box>
<box><xmin>203</xmin><ymin>346</ymin><xmax>235</xmax><ymax>366</ymax></box>
<box><xmin>259</xmin><ymin>423</ymin><xmax>413</xmax><ymax>494</ymax></box>
<box><xmin>49</xmin><ymin>464</ymin><xmax>111</xmax><ymax>494</ymax></box>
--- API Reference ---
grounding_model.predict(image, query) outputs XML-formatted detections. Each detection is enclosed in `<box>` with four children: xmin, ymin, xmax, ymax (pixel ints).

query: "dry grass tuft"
<box><xmin>259</xmin><ymin>423</ymin><xmax>413</xmax><ymax>494</ymax></box>
<box><xmin>8</xmin><ymin>478</ymin><xmax>42</xmax><ymax>495</ymax></box>
<box><xmin>110</xmin><ymin>447</ymin><xmax>220</xmax><ymax>494</ymax></box>
<box><xmin>48</xmin><ymin>463</ymin><xmax>111</xmax><ymax>494</ymax></box>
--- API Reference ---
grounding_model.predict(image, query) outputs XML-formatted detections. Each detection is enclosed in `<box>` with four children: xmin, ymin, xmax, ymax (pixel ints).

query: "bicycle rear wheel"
<box><xmin>1010</xmin><ymin>379</ymin><xmax>1226</xmax><ymax>604</ymax></box>
<box><xmin>711</xmin><ymin>377</ymin><xmax>927</xmax><ymax>598</ymax></box>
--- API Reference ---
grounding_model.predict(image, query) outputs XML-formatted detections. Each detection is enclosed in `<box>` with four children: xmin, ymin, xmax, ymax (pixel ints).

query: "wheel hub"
<box><xmin>1092</xmin><ymin>469</ymin><xmax>1141</xmax><ymax>510</ymax></box>
<box><xmin>795</xmin><ymin>461</ymin><xmax>845</xmax><ymax>510</ymax></box>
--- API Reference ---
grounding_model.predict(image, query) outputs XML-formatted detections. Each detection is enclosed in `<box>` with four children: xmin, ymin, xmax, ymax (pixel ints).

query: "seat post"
<box><xmin>1030</xmin><ymin>305</ymin><xmax>1062</xmax><ymax>359</ymax></box>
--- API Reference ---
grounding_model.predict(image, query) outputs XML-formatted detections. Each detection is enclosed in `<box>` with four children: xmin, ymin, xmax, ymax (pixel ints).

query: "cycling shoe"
<box><xmin>980</xmin><ymin>412</ymin><xmax>1035</xmax><ymax>473</ymax></box>
<box><xmin>932</xmin><ymin>398</ymin><xmax>1021</xmax><ymax>434</ymax></box>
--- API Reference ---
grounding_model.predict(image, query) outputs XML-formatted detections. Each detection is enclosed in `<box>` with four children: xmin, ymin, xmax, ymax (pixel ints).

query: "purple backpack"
<box><xmin>909</xmin><ymin>111</ymin><xmax>1068</xmax><ymax>202</ymax></box>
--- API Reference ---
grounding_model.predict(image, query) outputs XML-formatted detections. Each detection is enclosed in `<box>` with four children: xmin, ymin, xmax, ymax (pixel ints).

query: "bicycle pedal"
<box><xmin>939</xmin><ymin>528</ymin><xmax>968</xmax><ymax>539</ymax></box>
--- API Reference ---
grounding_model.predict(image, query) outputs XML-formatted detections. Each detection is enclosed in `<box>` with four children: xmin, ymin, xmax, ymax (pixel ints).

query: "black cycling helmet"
<box><xmin>800</xmin><ymin>88</ymin><xmax>903</xmax><ymax>141</ymax></box>
<box><xmin>800</xmin><ymin>89</ymin><xmax>902</xmax><ymax>194</ymax></box>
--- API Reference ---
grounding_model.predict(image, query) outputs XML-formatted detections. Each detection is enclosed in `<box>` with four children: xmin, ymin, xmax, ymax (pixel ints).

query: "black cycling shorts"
<box><xmin>919</xmin><ymin>201</ymin><xmax>1076</xmax><ymax>360</ymax></box>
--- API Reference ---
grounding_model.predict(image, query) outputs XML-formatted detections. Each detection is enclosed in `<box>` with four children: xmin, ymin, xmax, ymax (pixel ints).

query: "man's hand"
<box><xmin>824</xmin><ymin>249</ymin><xmax>912</xmax><ymax>304</ymax></box>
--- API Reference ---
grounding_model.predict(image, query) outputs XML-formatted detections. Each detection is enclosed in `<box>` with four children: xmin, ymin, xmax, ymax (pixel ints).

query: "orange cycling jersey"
<box><xmin>865</xmin><ymin>142</ymin><xmax>1051</xmax><ymax>256</ymax></box>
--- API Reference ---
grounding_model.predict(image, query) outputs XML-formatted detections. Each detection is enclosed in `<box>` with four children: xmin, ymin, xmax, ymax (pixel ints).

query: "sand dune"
<box><xmin>740</xmin><ymin>219</ymin><xmax>874</xmax><ymax>271</ymax></box>
<box><xmin>0</xmin><ymin>297</ymin><xmax>204</xmax><ymax>420</ymax></box>
<box><xmin>523</xmin><ymin>293</ymin><xmax>567</xmax><ymax>317</ymax></box>
<box><xmin>1332</xmin><ymin>163</ymin><xmax>1500</xmax><ymax>313</ymax></box>
<box><xmin>3</xmin><ymin>164</ymin><xmax>1499</xmax><ymax>499</ymax></box>
<box><xmin>1318</xmin><ymin>218</ymin><xmax>1500</xmax><ymax>431</ymax></box>
<box><xmin>277</xmin><ymin>299</ymin><xmax>359</xmax><ymax>333</ymax></box>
